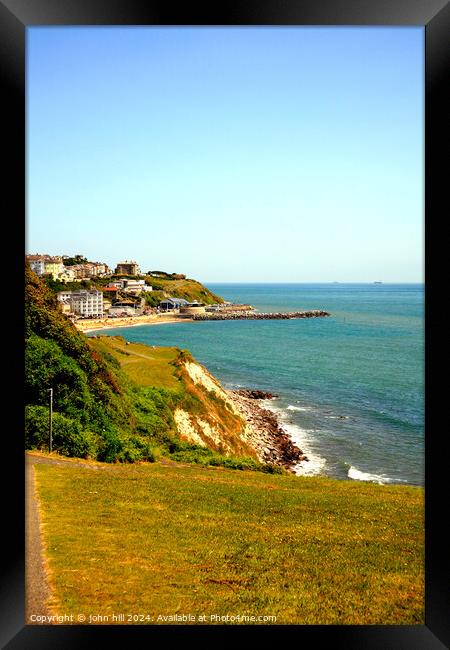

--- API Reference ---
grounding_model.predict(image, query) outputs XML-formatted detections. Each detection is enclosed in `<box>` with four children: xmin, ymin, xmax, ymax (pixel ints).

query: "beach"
<box><xmin>75</xmin><ymin>313</ymin><xmax>193</xmax><ymax>333</ymax></box>
<box><xmin>227</xmin><ymin>389</ymin><xmax>307</xmax><ymax>471</ymax></box>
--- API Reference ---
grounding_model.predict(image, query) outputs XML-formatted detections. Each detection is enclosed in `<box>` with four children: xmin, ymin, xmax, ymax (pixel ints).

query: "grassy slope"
<box><xmin>89</xmin><ymin>336</ymin><xmax>257</xmax><ymax>459</ymax></box>
<box><xmin>35</xmin><ymin>457</ymin><xmax>424</xmax><ymax>625</ymax></box>
<box><xmin>89</xmin><ymin>337</ymin><xmax>181</xmax><ymax>390</ymax></box>
<box><xmin>143</xmin><ymin>276</ymin><xmax>224</xmax><ymax>304</ymax></box>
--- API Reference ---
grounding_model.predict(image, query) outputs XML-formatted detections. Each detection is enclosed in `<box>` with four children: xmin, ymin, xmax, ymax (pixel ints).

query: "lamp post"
<box><xmin>47</xmin><ymin>388</ymin><xmax>53</xmax><ymax>453</ymax></box>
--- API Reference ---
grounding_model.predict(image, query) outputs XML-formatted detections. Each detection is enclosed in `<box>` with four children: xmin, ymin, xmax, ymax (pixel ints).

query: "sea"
<box><xmin>88</xmin><ymin>283</ymin><xmax>424</xmax><ymax>487</ymax></box>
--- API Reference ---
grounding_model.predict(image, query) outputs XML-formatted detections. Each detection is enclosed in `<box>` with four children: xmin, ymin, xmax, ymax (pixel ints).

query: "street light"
<box><xmin>47</xmin><ymin>388</ymin><xmax>53</xmax><ymax>453</ymax></box>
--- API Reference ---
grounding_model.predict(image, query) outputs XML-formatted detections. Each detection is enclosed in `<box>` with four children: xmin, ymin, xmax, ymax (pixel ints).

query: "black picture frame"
<box><xmin>3</xmin><ymin>0</ymin><xmax>448</xmax><ymax>647</ymax></box>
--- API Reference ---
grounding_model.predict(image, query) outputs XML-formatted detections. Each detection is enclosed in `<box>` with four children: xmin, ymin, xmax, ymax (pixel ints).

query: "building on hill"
<box><xmin>159</xmin><ymin>297</ymin><xmax>189</xmax><ymax>311</ymax></box>
<box><xmin>57</xmin><ymin>289</ymin><xmax>104</xmax><ymax>318</ymax></box>
<box><xmin>27</xmin><ymin>255</ymin><xmax>46</xmax><ymax>275</ymax></box>
<box><xmin>102</xmin><ymin>286</ymin><xmax>120</xmax><ymax>299</ymax></box>
<box><xmin>115</xmin><ymin>260</ymin><xmax>141</xmax><ymax>276</ymax></box>
<box><xmin>107</xmin><ymin>278</ymin><xmax>152</xmax><ymax>295</ymax></box>
<box><xmin>26</xmin><ymin>254</ymin><xmax>64</xmax><ymax>279</ymax></box>
<box><xmin>69</xmin><ymin>262</ymin><xmax>109</xmax><ymax>279</ymax></box>
<box><xmin>43</xmin><ymin>256</ymin><xmax>64</xmax><ymax>279</ymax></box>
<box><xmin>57</xmin><ymin>267</ymin><xmax>76</xmax><ymax>282</ymax></box>
<box><xmin>123</xmin><ymin>279</ymin><xmax>152</xmax><ymax>295</ymax></box>
<box><xmin>27</xmin><ymin>255</ymin><xmax>110</xmax><ymax>281</ymax></box>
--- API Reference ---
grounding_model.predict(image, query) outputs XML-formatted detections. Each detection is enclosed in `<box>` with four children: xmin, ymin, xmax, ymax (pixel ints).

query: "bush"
<box><xmin>25</xmin><ymin>334</ymin><xmax>91</xmax><ymax>411</ymax></box>
<box><xmin>169</xmin><ymin>445</ymin><xmax>282</xmax><ymax>474</ymax></box>
<box><xmin>96</xmin><ymin>428</ymin><xmax>124</xmax><ymax>463</ymax></box>
<box><xmin>25</xmin><ymin>405</ymin><xmax>97</xmax><ymax>458</ymax></box>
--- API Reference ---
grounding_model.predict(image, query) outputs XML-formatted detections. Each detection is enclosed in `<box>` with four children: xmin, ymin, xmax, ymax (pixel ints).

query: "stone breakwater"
<box><xmin>228</xmin><ymin>389</ymin><xmax>308</xmax><ymax>471</ymax></box>
<box><xmin>193</xmin><ymin>310</ymin><xmax>330</xmax><ymax>321</ymax></box>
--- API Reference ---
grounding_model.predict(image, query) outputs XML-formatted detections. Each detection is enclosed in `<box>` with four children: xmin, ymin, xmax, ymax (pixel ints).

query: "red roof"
<box><xmin>102</xmin><ymin>287</ymin><xmax>118</xmax><ymax>292</ymax></box>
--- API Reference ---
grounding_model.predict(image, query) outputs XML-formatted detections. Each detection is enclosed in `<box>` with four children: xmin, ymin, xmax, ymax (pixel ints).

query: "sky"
<box><xmin>27</xmin><ymin>27</ymin><xmax>424</xmax><ymax>283</ymax></box>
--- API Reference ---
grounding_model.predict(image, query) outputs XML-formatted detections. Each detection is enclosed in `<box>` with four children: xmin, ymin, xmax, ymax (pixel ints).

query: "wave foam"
<box><xmin>265</xmin><ymin>405</ymin><xmax>326</xmax><ymax>476</ymax></box>
<box><xmin>287</xmin><ymin>405</ymin><xmax>311</xmax><ymax>412</ymax></box>
<box><xmin>347</xmin><ymin>466</ymin><xmax>408</xmax><ymax>485</ymax></box>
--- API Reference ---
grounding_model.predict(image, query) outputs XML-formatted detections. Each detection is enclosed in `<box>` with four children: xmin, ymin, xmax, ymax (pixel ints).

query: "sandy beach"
<box><xmin>75</xmin><ymin>313</ymin><xmax>193</xmax><ymax>334</ymax></box>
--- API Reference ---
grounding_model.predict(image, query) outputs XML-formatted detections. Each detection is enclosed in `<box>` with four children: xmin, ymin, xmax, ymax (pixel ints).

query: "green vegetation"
<box><xmin>42</xmin><ymin>277</ymin><xmax>94</xmax><ymax>293</ymax></box>
<box><xmin>62</xmin><ymin>255</ymin><xmax>88</xmax><ymax>266</ymax></box>
<box><xmin>25</xmin><ymin>265</ymin><xmax>262</xmax><ymax>469</ymax></box>
<box><xmin>34</xmin><ymin>458</ymin><xmax>424</xmax><ymax>625</ymax></box>
<box><xmin>143</xmin><ymin>274</ymin><xmax>223</xmax><ymax>304</ymax></box>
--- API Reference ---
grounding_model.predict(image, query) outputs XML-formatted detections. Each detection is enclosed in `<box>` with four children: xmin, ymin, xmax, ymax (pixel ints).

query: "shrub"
<box><xmin>25</xmin><ymin>334</ymin><xmax>91</xmax><ymax>411</ymax></box>
<box><xmin>96</xmin><ymin>428</ymin><xmax>124</xmax><ymax>463</ymax></box>
<box><xmin>25</xmin><ymin>405</ymin><xmax>97</xmax><ymax>458</ymax></box>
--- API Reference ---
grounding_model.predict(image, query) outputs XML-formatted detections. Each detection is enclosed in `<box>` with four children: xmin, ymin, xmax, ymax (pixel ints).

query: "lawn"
<box><xmin>34</xmin><ymin>457</ymin><xmax>424</xmax><ymax>625</ymax></box>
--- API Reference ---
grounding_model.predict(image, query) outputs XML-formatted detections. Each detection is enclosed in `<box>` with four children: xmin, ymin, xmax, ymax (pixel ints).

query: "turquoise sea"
<box><xmin>89</xmin><ymin>284</ymin><xmax>424</xmax><ymax>486</ymax></box>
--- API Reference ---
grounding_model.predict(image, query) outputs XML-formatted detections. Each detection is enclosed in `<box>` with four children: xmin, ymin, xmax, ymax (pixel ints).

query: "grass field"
<box><xmin>89</xmin><ymin>336</ymin><xmax>181</xmax><ymax>389</ymax></box>
<box><xmin>34</xmin><ymin>456</ymin><xmax>424</xmax><ymax>625</ymax></box>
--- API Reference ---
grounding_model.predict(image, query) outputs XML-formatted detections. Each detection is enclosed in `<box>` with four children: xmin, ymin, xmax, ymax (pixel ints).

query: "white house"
<box><xmin>108</xmin><ymin>278</ymin><xmax>152</xmax><ymax>294</ymax></box>
<box><xmin>27</xmin><ymin>256</ymin><xmax>46</xmax><ymax>275</ymax></box>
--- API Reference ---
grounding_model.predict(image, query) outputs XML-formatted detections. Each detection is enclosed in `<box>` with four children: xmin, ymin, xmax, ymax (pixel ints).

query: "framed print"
<box><xmin>2</xmin><ymin>0</ymin><xmax>448</xmax><ymax>647</ymax></box>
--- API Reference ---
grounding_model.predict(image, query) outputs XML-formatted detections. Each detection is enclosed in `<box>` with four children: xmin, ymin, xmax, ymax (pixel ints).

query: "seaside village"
<box><xmin>26</xmin><ymin>254</ymin><xmax>219</xmax><ymax>322</ymax></box>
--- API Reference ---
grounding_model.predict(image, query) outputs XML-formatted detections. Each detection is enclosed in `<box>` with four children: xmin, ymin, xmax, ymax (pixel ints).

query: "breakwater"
<box><xmin>192</xmin><ymin>310</ymin><xmax>330</xmax><ymax>321</ymax></box>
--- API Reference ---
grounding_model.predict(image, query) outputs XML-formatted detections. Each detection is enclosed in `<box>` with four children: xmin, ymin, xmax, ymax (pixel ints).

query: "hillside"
<box><xmin>43</xmin><ymin>271</ymin><xmax>224</xmax><ymax>306</ymax></box>
<box><xmin>142</xmin><ymin>274</ymin><xmax>224</xmax><ymax>305</ymax></box>
<box><xmin>89</xmin><ymin>335</ymin><xmax>258</xmax><ymax>460</ymax></box>
<box><xmin>25</xmin><ymin>265</ymin><xmax>272</xmax><ymax>471</ymax></box>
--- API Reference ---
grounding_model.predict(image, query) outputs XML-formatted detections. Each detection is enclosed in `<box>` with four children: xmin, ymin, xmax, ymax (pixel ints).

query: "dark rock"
<box><xmin>234</xmin><ymin>388</ymin><xmax>277</xmax><ymax>400</ymax></box>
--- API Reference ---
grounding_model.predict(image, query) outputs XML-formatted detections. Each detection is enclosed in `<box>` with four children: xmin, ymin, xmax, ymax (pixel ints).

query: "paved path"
<box><xmin>25</xmin><ymin>455</ymin><xmax>52</xmax><ymax>623</ymax></box>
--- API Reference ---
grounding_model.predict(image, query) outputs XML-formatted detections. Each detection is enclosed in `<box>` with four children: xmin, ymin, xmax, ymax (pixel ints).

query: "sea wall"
<box><xmin>193</xmin><ymin>310</ymin><xmax>330</xmax><ymax>321</ymax></box>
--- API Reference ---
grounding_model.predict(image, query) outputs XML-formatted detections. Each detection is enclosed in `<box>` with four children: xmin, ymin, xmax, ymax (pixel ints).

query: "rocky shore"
<box><xmin>227</xmin><ymin>388</ymin><xmax>308</xmax><ymax>472</ymax></box>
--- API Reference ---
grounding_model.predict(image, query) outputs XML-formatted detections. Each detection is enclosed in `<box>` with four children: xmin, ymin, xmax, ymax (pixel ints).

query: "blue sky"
<box><xmin>27</xmin><ymin>27</ymin><xmax>424</xmax><ymax>282</ymax></box>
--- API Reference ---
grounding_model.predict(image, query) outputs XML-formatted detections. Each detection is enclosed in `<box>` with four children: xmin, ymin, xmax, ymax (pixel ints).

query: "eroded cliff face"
<box><xmin>175</xmin><ymin>358</ymin><xmax>304</xmax><ymax>470</ymax></box>
<box><xmin>173</xmin><ymin>358</ymin><xmax>257</xmax><ymax>458</ymax></box>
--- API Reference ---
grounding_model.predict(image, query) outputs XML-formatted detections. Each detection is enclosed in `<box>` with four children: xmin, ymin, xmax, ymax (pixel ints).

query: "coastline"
<box><xmin>80</xmin><ymin>317</ymin><xmax>312</xmax><ymax>474</ymax></box>
<box><xmin>75</xmin><ymin>314</ymin><xmax>193</xmax><ymax>334</ymax></box>
<box><xmin>226</xmin><ymin>389</ymin><xmax>308</xmax><ymax>472</ymax></box>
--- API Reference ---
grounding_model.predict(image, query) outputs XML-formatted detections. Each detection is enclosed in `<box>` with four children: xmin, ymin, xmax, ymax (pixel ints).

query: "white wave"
<box><xmin>261</xmin><ymin>402</ymin><xmax>326</xmax><ymax>477</ymax></box>
<box><xmin>347</xmin><ymin>466</ymin><xmax>408</xmax><ymax>485</ymax></box>
<box><xmin>278</xmin><ymin>422</ymin><xmax>326</xmax><ymax>476</ymax></box>
<box><xmin>287</xmin><ymin>405</ymin><xmax>311</xmax><ymax>412</ymax></box>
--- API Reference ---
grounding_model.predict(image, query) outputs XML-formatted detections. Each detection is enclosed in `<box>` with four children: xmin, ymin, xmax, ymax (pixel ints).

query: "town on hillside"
<box><xmin>26</xmin><ymin>254</ymin><xmax>330</xmax><ymax>325</ymax></box>
<box><xmin>25</xmin><ymin>254</ymin><xmax>223</xmax><ymax>321</ymax></box>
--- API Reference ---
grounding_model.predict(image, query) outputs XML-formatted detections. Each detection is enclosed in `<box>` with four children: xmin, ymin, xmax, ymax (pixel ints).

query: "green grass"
<box><xmin>35</xmin><ymin>457</ymin><xmax>424</xmax><ymax>625</ymax></box>
<box><xmin>89</xmin><ymin>337</ymin><xmax>181</xmax><ymax>390</ymax></box>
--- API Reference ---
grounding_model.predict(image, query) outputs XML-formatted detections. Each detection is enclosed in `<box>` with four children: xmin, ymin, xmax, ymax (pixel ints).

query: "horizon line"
<box><xmin>201</xmin><ymin>281</ymin><xmax>424</xmax><ymax>284</ymax></box>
